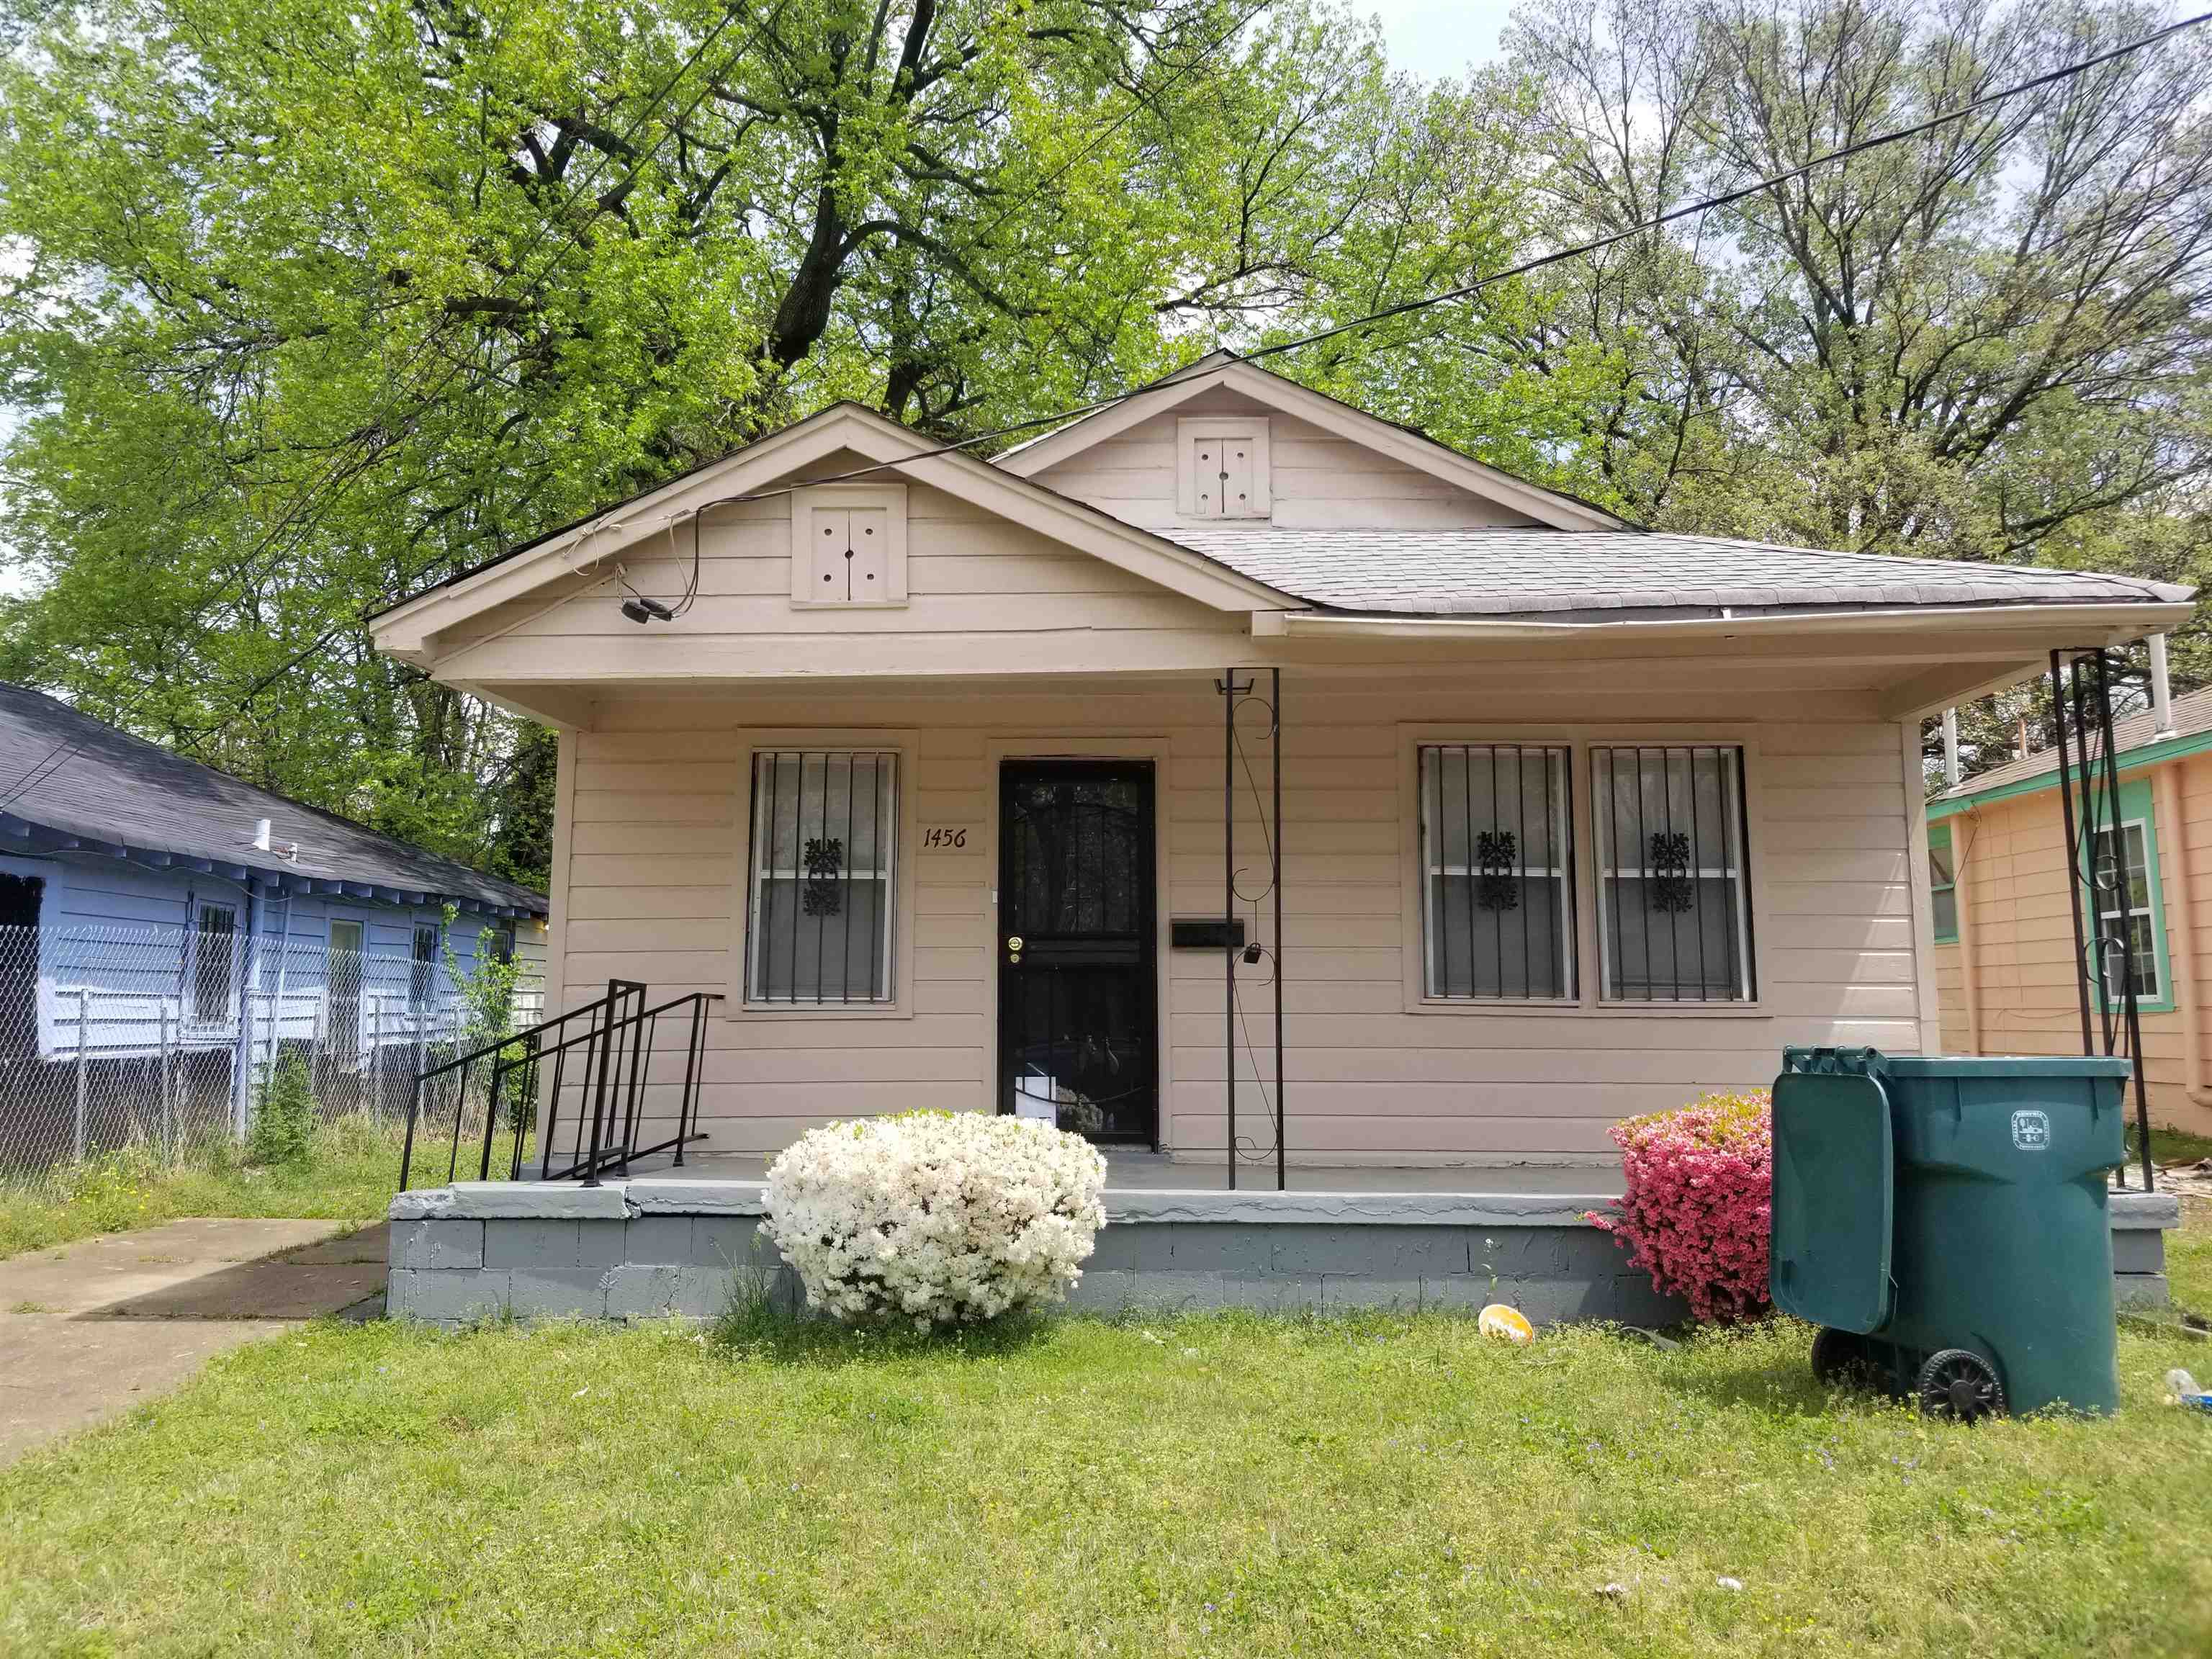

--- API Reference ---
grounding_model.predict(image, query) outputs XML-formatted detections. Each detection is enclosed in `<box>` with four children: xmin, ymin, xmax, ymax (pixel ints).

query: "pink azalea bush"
<box><xmin>1587</xmin><ymin>1089</ymin><xmax>1772</xmax><ymax>1324</ymax></box>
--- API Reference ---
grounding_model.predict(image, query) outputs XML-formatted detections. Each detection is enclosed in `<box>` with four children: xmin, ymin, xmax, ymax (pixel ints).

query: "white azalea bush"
<box><xmin>763</xmin><ymin>1111</ymin><xmax>1108</xmax><ymax>1328</ymax></box>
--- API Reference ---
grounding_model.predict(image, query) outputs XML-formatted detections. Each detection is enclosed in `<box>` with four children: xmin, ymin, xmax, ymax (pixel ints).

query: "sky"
<box><xmin>1364</xmin><ymin>0</ymin><xmax>1519</xmax><ymax>75</ymax></box>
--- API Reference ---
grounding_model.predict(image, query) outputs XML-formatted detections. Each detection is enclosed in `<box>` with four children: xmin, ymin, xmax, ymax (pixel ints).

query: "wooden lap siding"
<box><xmin>557</xmin><ymin>685</ymin><xmax>1918</xmax><ymax>1163</ymax></box>
<box><xmin>1935</xmin><ymin>752</ymin><xmax>2212</xmax><ymax>1136</ymax></box>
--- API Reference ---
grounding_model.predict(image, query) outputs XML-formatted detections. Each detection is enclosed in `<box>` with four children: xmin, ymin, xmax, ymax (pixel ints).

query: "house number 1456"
<box><xmin>921</xmin><ymin>827</ymin><xmax>970</xmax><ymax>849</ymax></box>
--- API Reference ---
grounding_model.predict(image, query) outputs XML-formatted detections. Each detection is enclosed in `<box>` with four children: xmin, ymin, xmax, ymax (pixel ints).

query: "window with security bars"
<box><xmin>1419</xmin><ymin>745</ymin><xmax>1575</xmax><ymax>999</ymax></box>
<box><xmin>2091</xmin><ymin>819</ymin><xmax>2161</xmax><ymax>1002</ymax></box>
<box><xmin>747</xmin><ymin>751</ymin><xmax>898</xmax><ymax>1003</ymax></box>
<box><xmin>1592</xmin><ymin>745</ymin><xmax>1755</xmax><ymax>1002</ymax></box>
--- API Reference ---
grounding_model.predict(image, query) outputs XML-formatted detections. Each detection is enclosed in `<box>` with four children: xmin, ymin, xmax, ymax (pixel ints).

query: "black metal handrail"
<box><xmin>399</xmin><ymin>980</ymin><xmax>721</xmax><ymax>1190</ymax></box>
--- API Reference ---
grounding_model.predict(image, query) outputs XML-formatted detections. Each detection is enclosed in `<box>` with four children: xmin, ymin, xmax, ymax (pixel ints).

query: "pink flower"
<box><xmin>1586</xmin><ymin>1090</ymin><xmax>1772</xmax><ymax>1324</ymax></box>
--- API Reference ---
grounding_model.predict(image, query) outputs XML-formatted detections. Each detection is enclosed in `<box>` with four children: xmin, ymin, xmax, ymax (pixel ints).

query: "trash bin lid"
<box><xmin>1770</xmin><ymin>1067</ymin><xmax>1894</xmax><ymax>1334</ymax></box>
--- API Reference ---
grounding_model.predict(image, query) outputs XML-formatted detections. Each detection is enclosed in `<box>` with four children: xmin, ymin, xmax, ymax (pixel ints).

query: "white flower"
<box><xmin>763</xmin><ymin>1111</ymin><xmax>1108</xmax><ymax>1327</ymax></box>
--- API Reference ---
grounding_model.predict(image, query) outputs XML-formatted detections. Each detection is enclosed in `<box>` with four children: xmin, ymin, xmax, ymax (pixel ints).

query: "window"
<box><xmin>2088</xmin><ymin>797</ymin><xmax>2167</xmax><ymax>1007</ymax></box>
<box><xmin>747</xmin><ymin>751</ymin><xmax>898</xmax><ymax>1003</ymax></box>
<box><xmin>1592</xmin><ymin>745</ymin><xmax>1755</xmax><ymax>1003</ymax></box>
<box><xmin>1928</xmin><ymin>824</ymin><xmax>1959</xmax><ymax>943</ymax></box>
<box><xmin>327</xmin><ymin>919</ymin><xmax>364</xmax><ymax>1057</ymax></box>
<box><xmin>1177</xmin><ymin>418</ymin><xmax>1271</xmax><ymax>518</ymax></box>
<box><xmin>789</xmin><ymin>485</ymin><xmax>909</xmax><ymax>607</ymax></box>
<box><xmin>191</xmin><ymin>902</ymin><xmax>238</xmax><ymax>1025</ymax></box>
<box><xmin>409</xmin><ymin>923</ymin><xmax>439</xmax><ymax>1018</ymax></box>
<box><xmin>1418</xmin><ymin>745</ymin><xmax>1575</xmax><ymax>999</ymax></box>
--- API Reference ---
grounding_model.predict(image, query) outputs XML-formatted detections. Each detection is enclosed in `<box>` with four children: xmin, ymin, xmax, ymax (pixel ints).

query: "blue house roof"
<box><xmin>0</xmin><ymin>683</ymin><xmax>547</xmax><ymax>917</ymax></box>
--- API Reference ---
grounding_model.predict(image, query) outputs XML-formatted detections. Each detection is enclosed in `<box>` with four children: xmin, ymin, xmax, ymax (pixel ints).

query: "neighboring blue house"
<box><xmin>0</xmin><ymin>684</ymin><xmax>547</xmax><ymax>1164</ymax></box>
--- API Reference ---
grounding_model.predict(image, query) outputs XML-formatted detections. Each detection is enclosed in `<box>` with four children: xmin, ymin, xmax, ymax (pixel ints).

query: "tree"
<box><xmin>0</xmin><ymin>0</ymin><xmax>1531</xmax><ymax>876</ymax></box>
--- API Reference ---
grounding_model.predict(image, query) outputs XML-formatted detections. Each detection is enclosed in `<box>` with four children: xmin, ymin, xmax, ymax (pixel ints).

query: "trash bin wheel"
<box><xmin>1915</xmin><ymin>1349</ymin><xmax>2007</xmax><ymax>1423</ymax></box>
<box><xmin>1809</xmin><ymin>1327</ymin><xmax>1874</xmax><ymax>1389</ymax></box>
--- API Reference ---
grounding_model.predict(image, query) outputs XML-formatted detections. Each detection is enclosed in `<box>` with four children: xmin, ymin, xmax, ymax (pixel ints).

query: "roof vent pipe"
<box><xmin>253</xmin><ymin>818</ymin><xmax>271</xmax><ymax>852</ymax></box>
<box><xmin>1941</xmin><ymin>709</ymin><xmax>1961</xmax><ymax>788</ymax></box>
<box><xmin>2150</xmin><ymin>633</ymin><xmax>2176</xmax><ymax>739</ymax></box>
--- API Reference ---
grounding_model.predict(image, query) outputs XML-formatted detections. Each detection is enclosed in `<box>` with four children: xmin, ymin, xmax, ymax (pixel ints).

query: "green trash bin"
<box><xmin>1770</xmin><ymin>1047</ymin><xmax>2131</xmax><ymax>1419</ymax></box>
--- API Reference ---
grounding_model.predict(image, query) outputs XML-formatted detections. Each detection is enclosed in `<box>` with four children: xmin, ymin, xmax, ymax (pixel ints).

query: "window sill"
<box><xmin>1406</xmin><ymin>996</ymin><xmax>1770</xmax><ymax>1018</ymax></box>
<box><xmin>727</xmin><ymin>999</ymin><xmax>913</xmax><ymax>1022</ymax></box>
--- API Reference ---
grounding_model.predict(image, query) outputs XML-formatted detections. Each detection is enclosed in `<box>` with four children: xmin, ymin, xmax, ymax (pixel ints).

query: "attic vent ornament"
<box><xmin>801</xmin><ymin>837</ymin><xmax>844</xmax><ymax>917</ymax></box>
<box><xmin>1648</xmin><ymin>831</ymin><xmax>1695</xmax><ymax>913</ymax></box>
<box><xmin>1475</xmin><ymin>830</ymin><xmax>1520</xmax><ymax>912</ymax></box>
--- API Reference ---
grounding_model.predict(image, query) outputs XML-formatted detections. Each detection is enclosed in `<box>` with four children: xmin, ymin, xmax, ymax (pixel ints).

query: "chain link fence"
<box><xmin>0</xmin><ymin>919</ymin><xmax>544</xmax><ymax>1197</ymax></box>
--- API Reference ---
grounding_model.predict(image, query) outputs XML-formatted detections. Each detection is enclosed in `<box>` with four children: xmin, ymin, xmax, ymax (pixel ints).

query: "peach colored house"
<box><xmin>1930</xmin><ymin>686</ymin><xmax>2212</xmax><ymax>1139</ymax></box>
<box><xmin>368</xmin><ymin>355</ymin><xmax>2193</xmax><ymax>1173</ymax></box>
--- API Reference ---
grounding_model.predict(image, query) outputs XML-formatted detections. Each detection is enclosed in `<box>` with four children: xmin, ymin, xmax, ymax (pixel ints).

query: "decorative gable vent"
<box><xmin>791</xmin><ymin>484</ymin><xmax>909</xmax><ymax>608</ymax></box>
<box><xmin>1177</xmin><ymin>418</ymin><xmax>1270</xmax><ymax>519</ymax></box>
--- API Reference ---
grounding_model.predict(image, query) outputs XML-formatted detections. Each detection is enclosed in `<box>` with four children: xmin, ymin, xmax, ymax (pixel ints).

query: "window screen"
<box><xmin>2092</xmin><ymin>820</ymin><xmax>2160</xmax><ymax>1002</ymax></box>
<box><xmin>1928</xmin><ymin>824</ymin><xmax>1958</xmax><ymax>943</ymax></box>
<box><xmin>410</xmin><ymin>923</ymin><xmax>439</xmax><ymax>1016</ymax></box>
<box><xmin>1418</xmin><ymin>745</ymin><xmax>1575</xmax><ymax>999</ymax></box>
<box><xmin>747</xmin><ymin>751</ymin><xmax>898</xmax><ymax>1003</ymax></box>
<box><xmin>192</xmin><ymin>902</ymin><xmax>238</xmax><ymax>1025</ymax></box>
<box><xmin>1592</xmin><ymin>745</ymin><xmax>1755</xmax><ymax>1002</ymax></box>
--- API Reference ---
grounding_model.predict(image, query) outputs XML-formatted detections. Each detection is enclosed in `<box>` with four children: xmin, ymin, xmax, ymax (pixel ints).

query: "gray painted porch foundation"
<box><xmin>386</xmin><ymin>1180</ymin><xmax>2182</xmax><ymax>1328</ymax></box>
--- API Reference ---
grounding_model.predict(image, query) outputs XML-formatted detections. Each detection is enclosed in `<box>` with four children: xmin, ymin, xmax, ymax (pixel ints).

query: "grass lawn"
<box><xmin>5</xmin><ymin>1231</ymin><xmax>2211</xmax><ymax>1658</ymax></box>
<box><xmin>0</xmin><ymin>1118</ymin><xmax>406</xmax><ymax>1260</ymax></box>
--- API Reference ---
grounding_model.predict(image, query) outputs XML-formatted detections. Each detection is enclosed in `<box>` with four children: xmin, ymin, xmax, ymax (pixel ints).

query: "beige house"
<box><xmin>368</xmin><ymin>355</ymin><xmax>2191</xmax><ymax>1172</ymax></box>
<box><xmin>1930</xmin><ymin>685</ymin><xmax>2212</xmax><ymax>1140</ymax></box>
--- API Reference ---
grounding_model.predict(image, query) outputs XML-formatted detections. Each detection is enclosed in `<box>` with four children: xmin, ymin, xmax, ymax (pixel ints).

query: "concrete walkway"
<box><xmin>0</xmin><ymin>1218</ymin><xmax>387</xmax><ymax>1463</ymax></box>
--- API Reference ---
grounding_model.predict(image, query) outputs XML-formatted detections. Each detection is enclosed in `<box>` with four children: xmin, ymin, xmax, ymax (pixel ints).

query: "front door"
<box><xmin>998</xmin><ymin>760</ymin><xmax>1157</xmax><ymax>1146</ymax></box>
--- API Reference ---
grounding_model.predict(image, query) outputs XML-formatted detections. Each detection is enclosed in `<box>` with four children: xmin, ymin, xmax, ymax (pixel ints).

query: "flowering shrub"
<box><xmin>1586</xmin><ymin>1089</ymin><xmax>1772</xmax><ymax>1324</ymax></box>
<box><xmin>763</xmin><ymin>1111</ymin><xmax>1107</xmax><ymax>1328</ymax></box>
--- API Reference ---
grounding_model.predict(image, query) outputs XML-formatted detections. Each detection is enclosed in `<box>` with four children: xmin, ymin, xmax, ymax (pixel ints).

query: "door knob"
<box><xmin>1007</xmin><ymin>936</ymin><xmax>1023</xmax><ymax>951</ymax></box>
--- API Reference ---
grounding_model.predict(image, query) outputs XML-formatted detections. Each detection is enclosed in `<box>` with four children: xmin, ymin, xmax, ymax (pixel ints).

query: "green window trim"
<box><xmin>2078</xmin><ymin>776</ymin><xmax>2175</xmax><ymax>1016</ymax></box>
<box><xmin>1928</xmin><ymin>823</ymin><xmax>1959</xmax><ymax>945</ymax></box>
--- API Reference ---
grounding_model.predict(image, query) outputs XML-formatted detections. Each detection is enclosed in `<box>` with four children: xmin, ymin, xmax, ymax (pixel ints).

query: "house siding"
<box><xmin>555</xmin><ymin>680</ymin><xmax>1917</xmax><ymax>1165</ymax></box>
<box><xmin>1932</xmin><ymin>751</ymin><xmax>2212</xmax><ymax>1136</ymax></box>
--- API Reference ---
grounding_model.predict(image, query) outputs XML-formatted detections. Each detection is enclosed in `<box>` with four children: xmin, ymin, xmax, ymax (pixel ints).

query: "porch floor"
<box><xmin>612</xmin><ymin>1147</ymin><xmax>1627</xmax><ymax>1198</ymax></box>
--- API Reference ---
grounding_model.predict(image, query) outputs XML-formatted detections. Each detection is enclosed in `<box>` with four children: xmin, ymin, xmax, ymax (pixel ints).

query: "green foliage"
<box><xmin>246</xmin><ymin>1053</ymin><xmax>318</xmax><ymax>1167</ymax></box>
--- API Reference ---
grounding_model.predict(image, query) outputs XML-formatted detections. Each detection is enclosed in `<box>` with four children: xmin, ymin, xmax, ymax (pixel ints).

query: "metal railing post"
<box><xmin>159</xmin><ymin>1004</ymin><xmax>174</xmax><ymax>1161</ymax></box>
<box><xmin>73</xmin><ymin>987</ymin><xmax>88</xmax><ymax>1162</ymax></box>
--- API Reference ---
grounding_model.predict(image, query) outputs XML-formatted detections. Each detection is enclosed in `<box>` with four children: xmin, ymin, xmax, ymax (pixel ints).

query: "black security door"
<box><xmin>998</xmin><ymin>760</ymin><xmax>1157</xmax><ymax>1146</ymax></box>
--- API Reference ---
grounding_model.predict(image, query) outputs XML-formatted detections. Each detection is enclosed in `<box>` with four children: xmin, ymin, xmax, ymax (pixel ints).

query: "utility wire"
<box><xmin>9</xmin><ymin>6</ymin><xmax>2207</xmax><ymax>809</ymax></box>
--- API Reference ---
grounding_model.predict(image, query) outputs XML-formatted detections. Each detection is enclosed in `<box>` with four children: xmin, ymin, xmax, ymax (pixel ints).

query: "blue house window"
<box><xmin>410</xmin><ymin>923</ymin><xmax>439</xmax><ymax>1018</ymax></box>
<box><xmin>191</xmin><ymin>902</ymin><xmax>238</xmax><ymax>1025</ymax></box>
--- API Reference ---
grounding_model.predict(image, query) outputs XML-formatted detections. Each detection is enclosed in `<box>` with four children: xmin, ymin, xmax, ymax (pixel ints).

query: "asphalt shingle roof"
<box><xmin>0</xmin><ymin>684</ymin><xmax>546</xmax><ymax>916</ymax></box>
<box><xmin>1935</xmin><ymin>684</ymin><xmax>2212</xmax><ymax>803</ymax></box>
<box><xmin>1159</xmin><ymin>526</ymin><xmax>2194</xmax><ymax>618</ymax></box>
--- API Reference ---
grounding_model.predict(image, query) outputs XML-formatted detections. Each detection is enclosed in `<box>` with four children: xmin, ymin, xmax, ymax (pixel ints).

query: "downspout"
<box><xmin>2152</xmin><ymin>760</ymin><xmax>2212</xmax><ymax>1108</ymax></box>
<box><xmin>1954</xmin><ymin>814</ymin><xmax>1982</xmax><ymax>1056</ymax></box>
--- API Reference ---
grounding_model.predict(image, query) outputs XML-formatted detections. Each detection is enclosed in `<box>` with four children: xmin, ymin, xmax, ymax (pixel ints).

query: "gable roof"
<box><xmin>372</xmin><ymin>400</ymin><xmax>1296</xmax><ymax>655</ymax></box>
<box><xmin>1159</xmin><ymin>526</ymin><xmax>2194</xmax><ymax>619</ymax></box>
<box><xmin>0</xmin><ymin>684</ymin><xmax>546</xmax><ymax>916</ymax></box>
<box><xmin>1932</xmin><ymin>683</ymin><xmax>2212</xmax><ymax>814</ymax></box>
<box><xmin>995</xmin><ymin>353</ymin><xmax>1629</xmax><ymax>532</ymax></box>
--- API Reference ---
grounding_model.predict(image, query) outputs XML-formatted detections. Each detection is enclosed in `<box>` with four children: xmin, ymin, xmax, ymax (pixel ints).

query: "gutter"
<box><xmin>1261</xmin><ymin>599</ymin><xmax>2195</xmax><ymax>641</ymax></box>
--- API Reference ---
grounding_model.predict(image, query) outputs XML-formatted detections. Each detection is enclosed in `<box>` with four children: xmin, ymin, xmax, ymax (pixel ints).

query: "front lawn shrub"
<box><xmin>764</xmin><ymin>1111</ymin><xmax>1107</xmax><ymax>1328</ymax></box>
<box><xmin>1588</xmin><ymin>1089</ymin><xmax>1771</xmax><ymax>1323</ymax></box>
<box><xmin>247</xmin><ymin>1054</ymin><xmax>318</xmax><ymax>1167</ymax></box>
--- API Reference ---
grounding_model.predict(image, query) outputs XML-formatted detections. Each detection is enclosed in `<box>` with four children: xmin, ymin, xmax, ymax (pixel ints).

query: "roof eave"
<box><xmin>1259</xmin><ymin>598</ymin><xmax>2195</xmax><ymax>640</ymax></box>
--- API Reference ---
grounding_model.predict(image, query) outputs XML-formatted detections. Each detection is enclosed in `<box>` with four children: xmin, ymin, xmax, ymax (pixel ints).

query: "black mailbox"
<box><xmin>1170</xmin><ymin>917</ymin><xmax>1246</xmax><ymax>950</ymax></box>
